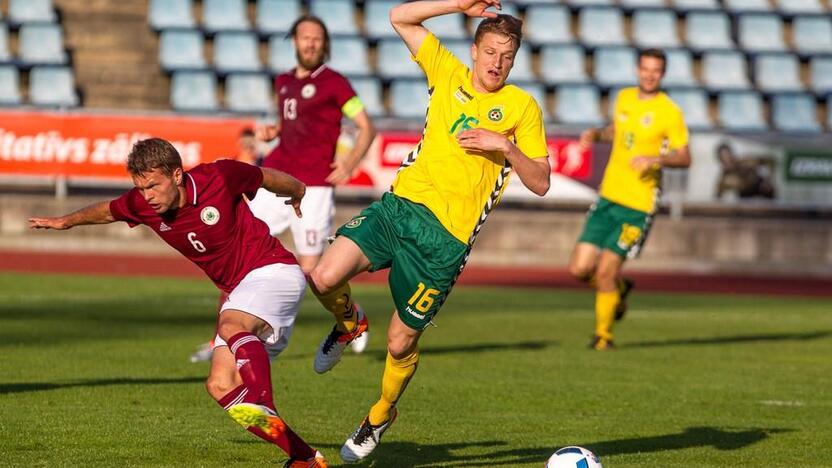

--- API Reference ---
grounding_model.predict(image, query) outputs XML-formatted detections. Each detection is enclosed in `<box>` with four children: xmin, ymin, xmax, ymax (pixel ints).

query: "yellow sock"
<box><xmin>368</xmin><ymin>349</ymin><xmax>419</xmax><ymax>426</ymax></box>
<box><xmin>311</xmin><ymin>282</ymin><xmax>356</xmax><ymax>333</ymax></box>
<box><xmin>595</xmin><ymin>290</ymin><xmax>620</xmax><ymax>341</ymax></box>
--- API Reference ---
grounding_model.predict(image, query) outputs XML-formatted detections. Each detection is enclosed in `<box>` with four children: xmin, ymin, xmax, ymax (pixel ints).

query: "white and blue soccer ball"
<box><xmin>546</xmin><ymin>446</ymin><xmax>603</xmax><ymax>468</ymax></box>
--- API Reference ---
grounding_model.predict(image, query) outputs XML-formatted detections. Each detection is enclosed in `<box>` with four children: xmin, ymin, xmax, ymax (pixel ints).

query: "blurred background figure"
<box><xmin>715</xmin><ymin>142</ymin><xmax>776</xmax><ymax>200</ymax></box>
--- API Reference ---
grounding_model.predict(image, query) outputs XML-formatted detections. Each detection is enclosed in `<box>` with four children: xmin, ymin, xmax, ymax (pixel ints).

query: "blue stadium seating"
<box><xmin>203</xmin><ymin>0</ymin><xmax>250</xmax><ymax>33</ymax></box>
<box><xmin>568</xmin><ymin>0</ymin><xmax>615</xmax><ymax>6</ymax></box>
<box><xmin>364</xmin><ymin>0</ymin><xmax>399</xmax><ymax>40</ymax></box>
<box><xmin>525</xmin><ymin>5</ymin><xmax>572</xmax><ymax>45</ymax></box>
<box><xmin>0</xmin><ymin>24</ymin><xmax>10</xmax><ymax>63</ymax></box>
<box><xmin>775</xmin><ymin>0</ymin><xmax>825</xmax><ymax>15</ymax></box>
<box><xmin>670</xmin><ymin>0</ymin><xmax>720</xmax><ymax>11</ymax></box>
<box><xmin>19</xmin><ymin>24</ymin><xmax>67</xmax><ymax>66</ymax></box>
<box><xmin>620</xmin><ymin>0</ymin><xmax>667</xmax><ymax>9</ymax></box>
<box><xmin>793</xmin><ymin>16</ymin><xmax>832</xmax><ymax>56</ymax></box>
<box><xmin>213</xmin><ymin>32</ymin><xmax>262</xmax><ymax>73</ymax></box>
<box><xmin>555</xmin><ymin>84</ymin><xmax>604</xmax><ymax>126</ymax></box>
<box><xmin>390</xmin><ymin>79</ymin><xmax>430</xmax><ymax>119</ymax></box>
<box><xmin>329</xmin><ymin>36</ymin><xmax>371</xmax><ymax>77</ymax></box>
<box><xmin>376</xmin><ymin>39</ymin><xmax>422</xmax><ymax>79</ymax></box>
<box><xmin>723</xmin><ymin>0</ymin><xmax>773</xmax><ymax>13</ymax></box>
<box><xmin>159</xmin><ymin>29</ymin><xmax>206</xmax><ymax>71</ymax></box>
<box><xmin>444</xmin><ymin>40</ymin><xmax>472</xmax><ymax>67</ymax></box>
<box><xmin>662</xmin><ymin>48</ymin><xmax>697</xmax><ymax>88</ymax></box>
<box><xmin>607</xmin><ymin>87</ymin><xmax>624</xmax><ymax>119</ymax></box>
<box><xmin>149</xmin><ymin>0</ymin><xmax>196</xmax><ymax>30</ymax></box>
<box><xmin>809</xmin><ymin>57</ymin><xmax>832</xmax><ymax>96</ymax></box>
<box><xmin>348</xmin><ymin>76</ymin><xmax>385</xmax><ymax>117</ymax></box>
<box><xmin>225</xmin><ymin>73</ymin><xmax>274</xmax><ymax>114</ymax></box>
<box><xmin>579</xmin><ymin>7</ymin><xmax>627</xmax><ymax>47</ymax></box>
<box><xmin>29</xmin><ymin>66</ymin><xmax>79</xmax><ymax>107</ymax></box>
<box><xmin>667</xmin><ymin>88</ymin><xmax>713</xmax><ymax>130</ymax></box>
<box><xmin>423</xmin><ymin>13</ymin><xmax>468</xmax><ymax>40</ymax></box>
<box><xmin>519</xmin><ymin>81</ymin><xmax>552</xmax><ymax>122</ymax></box>
<box><xmin>754</xmin><ymin>53</ymin><xmax>804</xmax><ymax>93</ymax></box>
<box><xmin>469</xmin><ymin>3</ymin><xmax>520</xmax><ymax>32</ymax></box>
<box><xmin>771</xmin><ymin>93</ymin><xmax>822</xmax><ymax>133</ymax></box>
<box><xmin>256</xmin><ymin>0</ymin><xmax>300</xmax><ymax>35</ymax></box>
<box><xmin>508</xmin><ymin>44</ymin><xmax>536</xmax><ymax>83</ymax></box>
<box><xmin>738</xmin><ymin>14</ymin><xmax>786</xmax><ymax>53</ymax></box>
<box><xmin>718</xmin><ymin>90</ymin><xmax>768</xmax><ymax>132</ymax></box>
<box><xmin>702</xmin><ymin>51</ymin><xmax>751</xmax><ymax>91</ymax></box>
<box><xmin>9</xmin><ymin>0</ymin><xmax>56</xmax><ymax>25</ymax></box>
<box><xmin>309</xmin><ymin>0</ymin><xmax>358</xmax><ymax>36</ymax></box>
<box><xmin>633</xmin><ymin>9</ymin><xmax>680</xmax><ymax>48</ymax></box>
<box><xmin>170</xmin><ymin>70</ymin><xmax>218</xmax><ymax>111</ymax></box>
<box><xmin>268</xmin><ymin>35</ymin><xmax>295</xmax><ymax>74</ymax></box>
<box><xmin>540</xmin><ymin>44</ymin><xmax>588</xmax><ymax>85</ymax></box>
<box><xmin>685</xmin><ymin>11</ymin><xmax>734</xmax><ymax>52</ymax></box>
<box><xmin>593</xmin><ymin>47</ymin><xmax>637</xmax><ymax>88</ymax></box>
<box><xmin>0</xmin><ymin>65</ymin><xmax>21</xmax><ymax>105</ymax></box>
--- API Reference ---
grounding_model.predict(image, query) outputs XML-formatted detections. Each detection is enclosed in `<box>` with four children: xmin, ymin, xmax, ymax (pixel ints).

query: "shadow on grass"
<box><xmin>623</xmin><ymin>331</ymin><xmax>832</xmax><ymax>349</ymax></box>
<box><xmin>0</xmin><ymin>376</ymin><xmax>204</xmax><ymax>394</ymax></box>
<box><xmin>585</xmin><ymin>426</ymin><xmax>792</xmax><ymax>456</ymax></box>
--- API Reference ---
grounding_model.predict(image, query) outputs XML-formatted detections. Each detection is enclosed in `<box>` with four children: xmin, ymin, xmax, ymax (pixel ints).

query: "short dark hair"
<box><xmin>474</xmin><ymin>14</ymin><xmax>523</xmax><ymax>53</ymax></box>
<box><xmin>127</xmin><ymin>138</ymin><xmax>182</xmax><ymax>176</ymax></box>
<box><xmin>639</xmin><ymin>48</ymin><xmax>667</xmax><ymax>74</ymax></box>
<box><xmin>287</xmin><ymin>15</ymin><xmax>331</xmax><ymax>62</ymax></box>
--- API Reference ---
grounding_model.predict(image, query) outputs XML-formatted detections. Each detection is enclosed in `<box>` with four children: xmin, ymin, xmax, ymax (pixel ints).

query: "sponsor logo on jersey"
<box><xmin>487</xmin><ymin>106</ymin><xmax>504</xmax><ymax>122</ymax></box>
<box><xmin>454</xmin><ymin>86</ymin><xmax>473</xmax><ymax>104</ymax></box>
<box><xmin>344</xmin><ymin>216</ymin><xmax>366</xmax><ymax>228</ymax></box>
<box><xmin>159</xmin><ymin>222</ymin><xmax>172</xmax><ymax>232</ymax></box>
<box><xmin>301</xmin><ymin>84</ymin><xmax>316</xmax><ymax>99</ymax></box>
<box><xmin>200</xmin><ymin>206</ymin><xmax>220</xmax><ymax>225</ymax></box>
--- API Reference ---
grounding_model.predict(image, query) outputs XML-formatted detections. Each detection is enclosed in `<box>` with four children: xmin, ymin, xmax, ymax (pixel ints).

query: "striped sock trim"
<box><xmin>223</xmin><ymin>388</ymin><xmax>249</xmax><ymax>410</ymax></box>
<box><xmin>229</xmin><ymin>334</ymin><xmax>260</xmax><ymax>354</ymax></box>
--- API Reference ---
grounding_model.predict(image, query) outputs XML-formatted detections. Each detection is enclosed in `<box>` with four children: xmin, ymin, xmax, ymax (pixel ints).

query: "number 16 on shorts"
<box><xmin>399</xmin><ymin>282</ymin><xmax>441</xmax><ymax>329</ymax></box>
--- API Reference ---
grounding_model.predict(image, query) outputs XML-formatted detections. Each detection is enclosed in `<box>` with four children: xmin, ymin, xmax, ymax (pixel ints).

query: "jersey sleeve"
<box><xmin>413</xmin><ymin>32</ymin><xmax>461</xmax><ymax>88</ymax></box>
<box><xmin>331</xmin><ymin>74</ymin><xmax>363</xmax><ymax>119</ymax></box>
<box><xmin>213</xmin><ymin>159</ymin><xmax>264</xmax><ymax>198</ymax></box>
<box><xmin>514</xmin><ymin>94</ymin><xmax>549</xmax><ymax>159</ymax></box>
<box><xmin>666</xmin><ymin>104</ymin><xmax>689</xmax><ymax>151</ymax></box>
<box><xmin>109</xmin><ymin>190</ymin><xmax>143</xmax><ymax>227</ymax></box>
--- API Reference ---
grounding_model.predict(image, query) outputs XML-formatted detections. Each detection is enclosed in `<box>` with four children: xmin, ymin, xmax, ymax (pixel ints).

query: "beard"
<box><xmin>296</xmin><ymin>50</ymin><xmax>324</xmax><ymax>70</ymax></box>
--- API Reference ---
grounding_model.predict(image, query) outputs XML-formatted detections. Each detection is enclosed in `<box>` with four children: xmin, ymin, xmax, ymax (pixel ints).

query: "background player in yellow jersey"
<box><xmin>571</xmin><ymin>49</ymin><xmax>691</xmax><ymax>350</ymax></box>
<box><xmin>304</xmin><ymin>0</ymin><xmax>551</xmax><ymax>462</ymax></box>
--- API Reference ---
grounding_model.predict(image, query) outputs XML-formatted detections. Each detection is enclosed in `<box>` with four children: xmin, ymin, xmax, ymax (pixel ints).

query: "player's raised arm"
<box><xmin>28</xmin><ymin>201</ymin><xmax>115</xmax><ymax>230</ymax></box>
<box><xmin>390</xmin><ymin>0</ymin><xmax>501</xmax><ymax>56</ymax></box>
<box><xmin>260</xmin><ymin>167</ymin><xmax>306</xmax><ymax>217</ymax></box>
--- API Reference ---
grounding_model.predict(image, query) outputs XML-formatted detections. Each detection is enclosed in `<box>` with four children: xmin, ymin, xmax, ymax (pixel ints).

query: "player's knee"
<box><xmin>308</xmin><ymin>267</ymin><xmax>337</xmax><ymax>295</ymax></box>
<box><xmin>569</xmin><ymin>261</ymin><xmax>593</xmax><ymax>281</ymax></box>
<box><xmin>387</xmin><ymin>337</ymin><xmax>417</xmax><ymax>360</ymax></box>
<box><xmin>205</xmin><ymin>375</ymin><xmax>234</xmax><ymax>400</ymax></box>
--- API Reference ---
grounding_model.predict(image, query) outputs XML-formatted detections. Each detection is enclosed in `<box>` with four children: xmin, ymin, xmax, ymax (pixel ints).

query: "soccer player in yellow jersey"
<box><xmin>571</xmin><ymin>49</ymin><xmax>691</xmax><ymax>351</ymax></box>
<box><xmin>304</xmin><ymin>0</ymin><xmax>551</xmax><ymax>462</ymax></box>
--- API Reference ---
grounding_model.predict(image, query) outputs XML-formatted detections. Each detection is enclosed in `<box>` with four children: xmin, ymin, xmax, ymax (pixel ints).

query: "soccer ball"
<box><xmin>545</xmin><ymin>446</ymin><xmax>603</xmax><ymax>468</ymax></box>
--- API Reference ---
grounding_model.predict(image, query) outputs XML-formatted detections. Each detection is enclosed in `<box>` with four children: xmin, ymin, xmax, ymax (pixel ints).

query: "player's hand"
<box><xmin>578</xmin><ymin>129</ymin><xmax>596</xmax><ymax>152</ymax></box>
<box><xmin>255</xmin><ymin>124</ymin><xmax>279</xmax><ymax>142</ymax></box>
<box><xmin>630</xmin><ymin>156</ymin><xmax>659</xmax><ymax>174</ymax></box>
<box><xmin>285</xmin><ymin>185</ymin><xmax>305</xmax><ymax>218</ymax></box>
<box><xmin>456</xmin><ymin>0</ymin><xmax>501</xmax><ymax>18</ymax></box>
<box><xmin>326</xmin><ymin>158</ymin><xmax>354</xmax><ymax>185</ymax></box>
<box><xmin>456</xmin><ymin>128</ymin><xmax>510</xmax><ymax>153</ymax></box>
<box><xmin>28</xmin><ymin>217</ymin><xmax>68</xmax><ymax>230</ymax></box>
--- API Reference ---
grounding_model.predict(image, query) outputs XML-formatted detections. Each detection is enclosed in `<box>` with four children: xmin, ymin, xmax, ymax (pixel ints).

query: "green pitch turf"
<box><xmin>0</xmin><ymin>272</ymin><xmax>830</xmax><ymax>467</ymax></box>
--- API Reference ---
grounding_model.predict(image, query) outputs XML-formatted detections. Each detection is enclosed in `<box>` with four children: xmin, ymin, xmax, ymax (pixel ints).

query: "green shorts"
<box><xmin>578</xmin><ymin>197</ymin><xmax>653</xmax><ymax>259</ymax></box>
<box><xmin>336</xmin><ymin>192</ymin><xmax>468</xmax><ymax>330</ymax></box>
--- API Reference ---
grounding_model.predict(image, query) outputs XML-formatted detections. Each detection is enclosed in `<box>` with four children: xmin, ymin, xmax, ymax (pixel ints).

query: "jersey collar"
<box><xmin>184</xmin><ymin>172</ymin><xmax>198</xmax><ymax>206</ymax></box>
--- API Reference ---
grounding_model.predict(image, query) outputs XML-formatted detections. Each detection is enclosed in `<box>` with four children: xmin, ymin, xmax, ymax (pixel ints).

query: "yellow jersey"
<box><xmin>599</xmin><ymin>87</ymin><xmax>688</xmax><ymax>214</ymax></box>
<box><xmin>391</xmin><ymin>33</ymin><xmax>549</xmax><ymax>244</ymax></box>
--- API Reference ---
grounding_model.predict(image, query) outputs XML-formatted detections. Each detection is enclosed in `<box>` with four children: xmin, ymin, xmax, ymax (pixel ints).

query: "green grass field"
<box><xmin>1</xmin><ymin>272</ymin><xmax>830</xmax><ymax>467</ymax></box>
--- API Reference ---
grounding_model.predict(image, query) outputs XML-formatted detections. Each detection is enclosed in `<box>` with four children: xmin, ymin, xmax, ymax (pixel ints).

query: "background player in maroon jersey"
<box><xmin>28</xmin><ymin>138</ymin><xmax>328</xmax><ymax>468</ymax></box>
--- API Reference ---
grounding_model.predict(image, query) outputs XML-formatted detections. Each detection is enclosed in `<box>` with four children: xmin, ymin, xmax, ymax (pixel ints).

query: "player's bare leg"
<box><xmin>190</xmin><ymin>291</ymin><xmax>228</xmax><ymax>363</ymax></box>
<box><xmin>568</xmin><ymin>242</ymin><xmax>601</xmax><ymax>283</ymax></box>
<box><xmin>590</xmin><ymin>251</ymin><xmax>624</xmax><ymax>350</ymax></box>
<box><xmin>341</xmin><ymin>311</ymin><xmax>420</xmax><ymax>463</ymax></box>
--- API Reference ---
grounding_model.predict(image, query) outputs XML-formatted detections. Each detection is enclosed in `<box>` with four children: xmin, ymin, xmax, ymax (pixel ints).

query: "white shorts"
<box><xmin>213</xmin><ymin>263</ymin><xmax>306</xmax><ymax>360</ymax></box>
<box><xmin>247</xmin><ymin>186</ymin><xmax>335</xmax><ymax>257</ymax></box>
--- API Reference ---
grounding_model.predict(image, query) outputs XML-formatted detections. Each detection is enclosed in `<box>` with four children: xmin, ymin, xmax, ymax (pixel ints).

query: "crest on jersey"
<box><xmin>200</xmin><ymin>206</ymin><xmax>220</xmax><ymax>225</ymax></box>
<box><xmin>301</xmin><ymin>84</ymin><xmax>316</xmax><ymax>99</ymax></box>
<box><xmin>487</xmin><ymin>106</ymin><xmax>504</xmax><ymax>122</ymax></box>
<box><xmin>344</xmin><ymin>216</ymin><xmax>366</xmax><ymax>229</ymax></box>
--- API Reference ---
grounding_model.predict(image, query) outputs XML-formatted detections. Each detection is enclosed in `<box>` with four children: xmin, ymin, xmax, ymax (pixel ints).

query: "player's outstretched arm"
<box><xmin>631</xmin><ymin>146</ymin><xmax>691</xmax><ymax>174</ymax></box>
<box><xmin>28</xmin><ymin>201</ymin><xmax>115</xmax><ymax>230</ymax></box>
<box><xmin>327</xmin><ymin>110</ymin><xmax>377</xmax><ymax>185</ymax></box>
<box><xmin>578</xmin><ymin>124</ymin><xmax>614</xmax><ymax>152</ymax></box>
<box><xmin>457</xmin><ymin>128</ymin><xmax>550</xmax><ymax>196</ymax></box>
<box><xmin>391</xmin><ymin>0</ymin><xmax>500</xmax><ymax>56</ymax></box>
<box><xmin>260</xmin><ymin>168</ymin><xmax>306</xmax><ymax>217</ymax></box>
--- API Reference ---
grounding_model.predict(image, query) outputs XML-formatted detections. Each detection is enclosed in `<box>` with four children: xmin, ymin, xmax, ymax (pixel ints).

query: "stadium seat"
<box><xmin>809</xmin><ymin>57</ymin><xmax>832</xmax><ymax>96</ymax></box>
<box><xmin>444</xmin><ymin>40</ymin><xmax>473</xmax><ymax>66</ymax></box>
<box><xmin>828</xmin><ymin>96</ymin><xmax>832</xmax><ymax>130</ymax></box>
<box><xmin>567</xmin><ymin>0</ymin><xmax>614</xmax><ymax>6</ymax></box>
<box><xmin>348</xmin><ymin>76</ymin><xmax>385</xmax><ymax>117</ymax></box>
<box><xmin>0</xmin><ymin>24</ymin><xmax>10</xmax><ymax>63</ymax></box>
<box><xmin>792</xmin><ymin>16</ymin><xmax>832</xmax><ymax>56</ymax></box>
<box><xmin>633</xmin><ymin>9</ymin><xmax>680</xmax><ymax>48</ymax></box>
<box><xmin>738</xmin><ymin>14</ymin><xmax>786</xmax><ymax>53</ymax></box>
<box><xmin>593</xmin><ymin>47</ymin><xmax>637</xmax><ymax>88</ymax></box>
<box><xmin>170</xmin><ymin>70</ymin><xmax>218</xmax><ymax>111</ymax></box>
<box><xmin>775</xmin><ymin>0</ymin><xmax>825</xmax><ymax>15</ymax></box>
<box><xmin>717</xmin><ymin>91</ymin><xmax>767</xmax><ymax>132</ymax></box>
<box><xmin>0</xmin><ymin>65</ymin><xmax>21</xmax><ymax>105</ymax></box>
<box><xmin>667</xmin><ymin>88</ymin><xmax>713</xmax><ymax>130</ymax></box>
<box><xmin>364</xmin><ymin>0</ymin><xmax>399</xmax><ymax>40</ymax></box>
<box><xmin>771</xmin><ymin>93</ymin><xmax>821</xmax><ymax>133</ymax></box>
<box><xmin>9</xmin><ymin>0</ymin><xmax>56</xmax><ymax>24</ymax></box>
<box><xmin>723</xmin><ymin>0</ymin><xmax>773</xmax><ymax>13</ymax></box>
<box><xmin>29</xmin><ymin>66</ymin><xmax>79</xmax><ymax>107</ymax></box>
<box><xmin>159</xmin><ymin>29</ymin><xmax>206</xmax><ymax>71</ymax></box>
<box><xmin>149</xmin><ymin>0</ymin><xmax>196</xmax><ymax>30</ymax></box>
<box><xmin>328</xmin><ymin>37</ymin><xmax>371</xmax><ymax>77</ymax></box>
<box><xmin>203</xmin><ymin>0</ymin><xmax>250</xmax><ymax>33</ymax></box>
<box><xmin>309</xmin><ymin>0</ymin><xmax>358</xmax><ymax>36</ymax></box>
<box><xmin>519</xmin><ymin>81</ymin><xmax>552</xmax><ymax>122</ymax></box>
<box><xmin>508</xmin><ymin>44</ymin><xmax>536</xmax><ymax>83</ymax></box>
<box><xmin>213</xmin><ymin>32</ymin><xmax>262</xmax><ymax>74</ymax></box>
<box><xmin>268</xmin><ymin>35</ymin><xmax>295</xmax><ymax>74</ymax></box>
<box><xmin>19</xmin><ymin>24</ymin><xmax>67</xmax><ymax>66</ymax></box>
<box><xmin>670</xmin><ymin>0</ymin><xmax>720</xmax><ymax>11</ymax></box>
<box><xmin>579</xmin><ymin>7</ymin><xmax>627</xmax><ymax>47</ymax></box>
<box><xmin>376</xmin><ymin>39</ymin><xmax>422</xmax><ymax>79</ymax></box>
<box><xmin>702</xmin><ymin>51</ymin><xmax>751</xmax><ymax>91</ymax></box>
<box><xmin>754</xmin><ymin>53</ymin><xmax>804</xmax><ymax>93</ymax></box>
<box><xmin>685</xmin><ymin>11</ymin><xmax>734</xmax><ymax>51</ymax></box>
<box><xmin>469</xmin><ymin>3</ymin><xmax>519</xmax><ymax>32</ymax></box>
<box><xmin>607</xmin><ymin>87</ymin><xmax>624</xmax><ymax>119</ymax></box>
<box><xmin>540</xmin><ymin>44</ymin><xmax>588</xmax><ymax>85</ymax></box>
<box><xmin>424</xmin><ymin>13</ymin><xmax>468</xmax><ymax>40</ymax></box>
<box><xmin>256</xmin><ymin>0</ymin><xmax>300</xmax><ymax>35</ymax></box>
<box><xmin>555</xmin><ymin>84</ymin><xmax>604</xmax><ymax>126</ymax></box>
<box><xmin>389</xmin><ymin>79</ymin><xmax>430</xmax><ymax>119</ymax></box>
<box><xmin>620</xmin><ymin>0</ymin><xmax>668</xmax><ymax>10</ymax></box>
<box><xmin>525</xmin><ymin>5</ymin><xmax>572</xmax><ymax>45</ymax></box>
<box><xmin>662</xmin><ymin>49</ymin><xmax>697</xmax><ymax>88</ymax></box>
<box><xmin>225</xmin><ymin>73</ymin><xmax>274</xmax><ymax>114</ymax></box>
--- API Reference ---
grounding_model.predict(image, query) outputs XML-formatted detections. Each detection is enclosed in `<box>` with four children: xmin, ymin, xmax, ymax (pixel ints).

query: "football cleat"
<box><xmin>314</xmin><ymin>304</ymin><xmax>369</xmax><ymax>373</ymax></box>
<box><xmin>283</xmin><ymin>451</ymin><xmax>328</xmax><ymax>468</ymax></box>
<box><xmin>340</xmin><ymin>408</ymin><xmax>397</xmax><ymax>463</ymax></box>
<box><xmin>227</xmin><ymin>403</ymin><xmax>286</xmax><ymax>438</ymax></box>
<box><xmin>614</xmin><ymin>278</ymin><xmax>635</xmax><ymax>321</ymax></box>
<box><xmin>350</xmin><ymin>330</ymin><xmax>369</xmax><ymax>354</ymax></box>
<box><xmin>189</xmin><ymin>341</ymin><xmax>214</xmax><ymax>363</ymax></box>
<box><xmin>588</xmin><ymin>335</ymin><xmax>615</xmax><ymax>351</ymax></box>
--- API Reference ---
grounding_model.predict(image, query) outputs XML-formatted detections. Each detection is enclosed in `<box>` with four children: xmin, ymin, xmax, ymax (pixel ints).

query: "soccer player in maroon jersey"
<box><xmin>28</xmin><ymin>138</ymin><xmax>328</xmax><ymax>468</ymax></box>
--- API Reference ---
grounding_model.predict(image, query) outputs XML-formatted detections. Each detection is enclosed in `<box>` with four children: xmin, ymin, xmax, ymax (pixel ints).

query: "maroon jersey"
<box><xmin>263</xmin><ymin>65</ymin><xmax>357</xmax><ymax>186</ymax></box>
<box><xmin>109</xmin><ymin>160</ymin><xmax>297</xmax><ymax>293</ymax></box>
